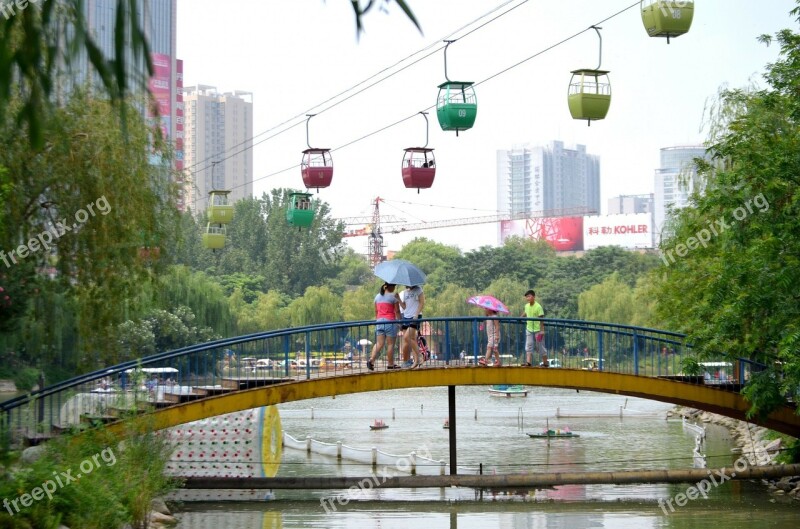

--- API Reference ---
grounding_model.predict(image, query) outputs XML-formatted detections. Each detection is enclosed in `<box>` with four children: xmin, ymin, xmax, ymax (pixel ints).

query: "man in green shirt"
<box><xmin>521</xmin><ymin>289</ymin><xmax>546</xmax><ymax>366</ymax></box>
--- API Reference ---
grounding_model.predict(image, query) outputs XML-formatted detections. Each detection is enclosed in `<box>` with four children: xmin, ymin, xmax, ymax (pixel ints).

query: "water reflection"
<box><xmin>167</xmin><ymin>387</ymin><xmax>798</xmax><ymax>528</ymax></box>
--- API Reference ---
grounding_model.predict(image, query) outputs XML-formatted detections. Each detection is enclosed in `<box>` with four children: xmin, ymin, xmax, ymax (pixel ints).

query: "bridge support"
<box><xmin>448</xmin><ymin>385</ymin><xmax>457</xmax><ymax>475</ymax></box>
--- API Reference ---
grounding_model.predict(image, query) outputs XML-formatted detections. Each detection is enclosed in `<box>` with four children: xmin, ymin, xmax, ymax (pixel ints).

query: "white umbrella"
<box><xmin>358</xmin><ymin>339</ymin><xmax>373</xmax><ymax>346</ymax></box>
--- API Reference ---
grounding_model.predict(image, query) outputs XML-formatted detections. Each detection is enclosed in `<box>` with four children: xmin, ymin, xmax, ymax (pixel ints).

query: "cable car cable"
<box><xmin>189</xmin><ymin>1</ymin><xmax>641</xmax><ymax>205</ymax></box>
<box><xmin>183</xmin><ymin>0</ymin><xmax>530</xmax><ymax>180</ymax></box>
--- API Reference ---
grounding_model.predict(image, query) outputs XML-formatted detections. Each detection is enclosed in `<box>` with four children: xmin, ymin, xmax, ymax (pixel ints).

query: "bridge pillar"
<box><xmin>448</xmin><ymin>385</ymin><xmax>457</xmax><ymax>475</ymax></box>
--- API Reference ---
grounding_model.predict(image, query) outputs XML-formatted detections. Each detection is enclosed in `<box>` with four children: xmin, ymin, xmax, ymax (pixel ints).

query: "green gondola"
<box><xmin>286</xmin><ymin>192</ymin><xmax>314</xmax><ymax>228</ymax></box>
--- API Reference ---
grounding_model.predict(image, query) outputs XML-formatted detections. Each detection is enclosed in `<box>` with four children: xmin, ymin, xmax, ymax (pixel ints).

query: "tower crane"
<box><xmin>334</xmin><ymin>198</ymin><xmax>597</xmax><ymax>269</ymax></box>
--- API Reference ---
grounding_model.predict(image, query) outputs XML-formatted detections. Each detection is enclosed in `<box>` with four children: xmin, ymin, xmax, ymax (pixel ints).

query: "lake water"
<box><xmin>172</xmin><ymin>386</ymin><xmax>800</xmax><ymax>528</ymax></box>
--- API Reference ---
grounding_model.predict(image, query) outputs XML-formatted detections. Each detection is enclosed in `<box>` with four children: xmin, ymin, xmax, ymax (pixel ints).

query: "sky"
<box><xmin>176</xmin><ymin>0</ymin><xmax>797</xmax><ymax>254</ymax></box>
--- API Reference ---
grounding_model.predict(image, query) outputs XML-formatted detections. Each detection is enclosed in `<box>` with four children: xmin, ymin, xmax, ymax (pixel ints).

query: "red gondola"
<box><xmin>300</xmin><ymin>114</ymin><xmax>332</xmax><ymax>191</ymax></box>
<box><xmin>401</xmin><ymin>112</ymin><xmax>436</xmax><ymax>192</ymax></box>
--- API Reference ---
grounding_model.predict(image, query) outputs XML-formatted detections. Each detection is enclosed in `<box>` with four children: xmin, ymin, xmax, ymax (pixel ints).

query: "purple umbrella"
<box><xmin>466</xmin><ymin>295</ymin><xmax>510</xmax><ymax>314</ymax></box>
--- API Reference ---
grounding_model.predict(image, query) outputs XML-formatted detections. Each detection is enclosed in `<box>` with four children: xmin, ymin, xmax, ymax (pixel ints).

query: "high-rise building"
<box><xmin>183</xmin><ymin>86</ymin><xmax>253</xmax><ymax>213</ymax></box>
<box><xmin>608</xmin><ymin>194</ymin><xmax>653</xmax><ymax>215</ymax></box>
<box><xmin>65</xmin><ymin>1</ymin><xmax>184</xmax><ymax>208</ymax></box>
<box><xmin>653</xmin><ymin>145</ymin><xmax>708</xmax><ymax>242</ymax></box>
<box><xmin>496</xmin><ymin>141</ymin><xmax>601</xmax><ymax>217</ymax></box>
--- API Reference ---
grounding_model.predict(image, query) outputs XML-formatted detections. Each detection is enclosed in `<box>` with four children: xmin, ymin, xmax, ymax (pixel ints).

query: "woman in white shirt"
<box><xmin>399</xmin><ymin>285</ymin><xmax>425</xmax><ymax>368</ymax></box>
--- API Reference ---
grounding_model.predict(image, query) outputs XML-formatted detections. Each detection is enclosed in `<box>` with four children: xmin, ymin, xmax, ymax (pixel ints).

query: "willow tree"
<box><xmin>0</xmin><ymin>93</ymin><xmax>179</xmax><ymax>370</ymax></box>
<box><xmin>0</xmin><ymin>0</ymin><xmax>152</xmax><ymax>149</ymax></box>
<box><xmin>655</xmin><ymin>6</ymin><xmax>800</xmax><ymax>417</ymax></box>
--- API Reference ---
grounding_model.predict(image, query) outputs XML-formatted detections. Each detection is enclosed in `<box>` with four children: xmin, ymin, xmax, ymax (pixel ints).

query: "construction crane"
<box><xmin>334</xmin><ymin>198</ymin><xmax>597</xmax><ymax>269</ymax></box>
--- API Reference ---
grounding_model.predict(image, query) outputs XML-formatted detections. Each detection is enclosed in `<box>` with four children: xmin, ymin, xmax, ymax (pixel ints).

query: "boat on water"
<box><xmin>488</xmin><ymin>384</ymin><xmax>528</xmax><ymax>397</ymax></box>
<box><xmin>370</xmin><ymin>419</ymin><xmax>389</xmax><ymax>430</ymax></box>
<box><xmin>443</xmin><ymin>419</ymin><xmax>449</xmax><ymax>429</ymax></box>
<box><xmin>527</xmin><ymin>429</ymin><xmax>580</xmax><ymax>439</ymax></box>
<box><xmin>528</xmin><ymin>420</ymin><xmax>579</xmax><ymax>438</ymax></box>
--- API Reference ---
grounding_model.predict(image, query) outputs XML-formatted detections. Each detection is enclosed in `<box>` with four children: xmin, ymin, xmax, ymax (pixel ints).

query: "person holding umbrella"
<box><xmin>367</xmin><ymin>283</ymin><xmax>401</xmax><ymax>371</ymax></box>
<box><xmin>399</xmin><ymin>284</ymin><xmax>425</xmax><ymax>368</ymax></box>
<box><xmin>372</xmin><ymin>259</ymin><xmax>428</xmax><ymax>369</ymax></box>
<box><xmin>466</xmin><ymin>295</ymin><xmax>510</xmax><ymax>367</ymax></box>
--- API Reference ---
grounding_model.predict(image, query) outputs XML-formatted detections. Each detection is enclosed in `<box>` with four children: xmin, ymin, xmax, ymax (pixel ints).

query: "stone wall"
<box><xmin>679</xmin><ymin>407</ymin><xmax>799</xmax><ymax>502</ymax></box>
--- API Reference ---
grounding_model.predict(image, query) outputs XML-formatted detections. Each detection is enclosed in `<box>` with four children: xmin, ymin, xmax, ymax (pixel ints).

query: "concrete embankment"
<box><xmin>677</xmin><ymin>407</ymin><xmax>800</xmax><ymax>502</ymax></box>
<box><xmin>0</xmin><ymin>379</ymin><xmax>17</xmax><ymax>392</ymax></box>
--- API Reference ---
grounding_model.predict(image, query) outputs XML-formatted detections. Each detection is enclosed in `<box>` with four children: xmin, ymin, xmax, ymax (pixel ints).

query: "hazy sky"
<box><xmin>176</xmin><ymin>0</ymin><xmax>796</xmax><ymax>253</ymax></box>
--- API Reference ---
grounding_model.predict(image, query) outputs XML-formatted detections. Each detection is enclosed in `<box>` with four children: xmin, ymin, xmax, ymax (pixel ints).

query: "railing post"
<box><xmin>632</xmin><ymin>330</ymin><xmax>639</xmax><ymax>376</ymax></box>
<box><xmin>472</xmin><ymin>318</ymin><xmax>480</xmax><ymax>362</ymax></box>
<box><xmin>410</xmin><ymin>450</ymin><xmax>417</xmax><ymax>475</ymax></box>
<box><xmin>337</xmin><ymin>441</ymin><xmax>342</xmax><ymax>460</ymax></box>
<box><xmin>304</xmin><ymin>331</ymin><xmax>312</xmax><ymax>379</ymax></box>
<box><xmin>306</xmin><ymin>435</ymin><xmax>312</xmax><ymax>453</ymax></box>
<box><xmin>598</xmin><ymin>332</ymin><xmax>604</xmax><ymax>371</ymax></box>
<box><xmin>283</xmin><ymin>334</ymin><xmax>290</xmax><ymax>377</ymax></box>
<box><xmin>444</xmin><ymin>320</ymin><xmax>451</xmax><ymax>364</ymax></box>
<box><xmin>371</xmin><ymin>447</ymin><xmax>377</xmax><ymax>469</ymax></box>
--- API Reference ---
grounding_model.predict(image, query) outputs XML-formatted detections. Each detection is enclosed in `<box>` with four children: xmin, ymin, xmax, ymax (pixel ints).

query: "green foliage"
<box><xmin>577</xmin><ymin>272</ymin><xmax>657</xmax><ymax>326</ymax></box>
<box><xmin>286</xmin><ymin>286</ymin><xmax>342</xmax><ymax>327</ymax></box>
<box><xmin>0</xmin><ymin>0</ymin><xmax>152</xmax><ymax>149</ymax></box>
<box><xmin>342</xmin><ymin>281</ymin><xmax>382</xmax><ymax>322</ymax></box>
<box><xmin>154</xmin><ymin>266</ymin><xmax>234</xmax><ymax>338</ymax></box>
<box><xmin>655</xmin><ymin>6</ymin><xmax>800</xmax><ymax>416</ymax></box>
<box><xmin>0</xmin><ymin>420</ymin><xmax>177</xmax><ymax>529</ymax></box>
<box><xmin>680</xmin><ymin>357</ymin><xmax>702</xmax><ymax>376</ymax></box>
<box><xmin>0</xmin><ymin>91</ymin><xmax>179</xmax><ymax>371</ymax></box>
<box><xmin>117</xmin><ymin>306</ymin><xmax>219</xmax><ymax>359</ymax></box>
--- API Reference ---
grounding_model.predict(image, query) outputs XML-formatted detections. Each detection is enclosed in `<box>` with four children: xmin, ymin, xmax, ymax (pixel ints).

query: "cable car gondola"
<box><xmin>436</xmin><ymin>40</ymin><xmax>477</xmax><ymax>135</ymax></box>
<box><xmin>301</xmin><ymin>114</ymin><xmax>333</xmax><ymax>191</ymax></box>
<box><xmin>286</xmin><ymin>192</ymin><xmax>314</xmax><ymax>229</ymax></box>
<box><xmin>568</xmin><ymin>26</ymin><xmax>611</xmax><ymax>125</ymax></box>
<box><xmin>202</xmin><ymin>189</ymin><xmax>233</xmax><ymax>250</ymax></box>
<box><xmin>402</xmin><ymin>112</ymin><xmax>436</xmax><ymax>192</ymax></box>
<box><xmin>641</xmin><ymin>1</ymin><xmax>694</xmax><ymax>43</ymax></box>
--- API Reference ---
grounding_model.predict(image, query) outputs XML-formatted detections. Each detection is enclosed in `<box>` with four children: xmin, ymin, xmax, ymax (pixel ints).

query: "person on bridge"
<box><xmin>399</xmin><ymin>284</ymin><xmax>425</xmax><ymax>369</ymax></box>
<box><xmin>521</xmin><ymin>290</ymin><xmax>546</xmax><ymax>367</ymax></box>
<box><xmin>479</xmin><ymin>308</ymin><xmax>502</xmax><ymax>366</ymax></box>
<box><xmin>367</xmin><ymin>283</ymin><xmax>401</xmax><ymax>371</ymax></box>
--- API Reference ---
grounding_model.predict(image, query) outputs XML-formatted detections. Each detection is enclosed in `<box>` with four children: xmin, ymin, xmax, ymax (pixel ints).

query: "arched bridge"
<box><xmin>3</xmin><ymin>317</ymin><xmax>799</xmax><ymax>443</ymax></box>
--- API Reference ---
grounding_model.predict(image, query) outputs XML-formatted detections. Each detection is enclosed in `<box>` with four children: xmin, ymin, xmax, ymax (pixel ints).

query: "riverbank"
<box><xmin>675</xmin><ymin>406</ymin><xmax>799</xmax><ymax>502</ymax></box>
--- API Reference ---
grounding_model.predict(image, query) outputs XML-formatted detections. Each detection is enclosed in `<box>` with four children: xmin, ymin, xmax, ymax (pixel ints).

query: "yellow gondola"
<box><xmin>568</xmin><ymin>26</ymin><xmax>611</xmax><ymax>126</ymax></box>
<box><xmin>641</xmin><ymin>1</ymin><xmax>694</xmax><ymax>43</ymax></box>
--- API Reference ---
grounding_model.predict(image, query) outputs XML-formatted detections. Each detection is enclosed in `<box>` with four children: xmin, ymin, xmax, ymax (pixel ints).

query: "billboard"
<box><xmin>583</xmin><ymin>213</ymin><xmax>653</xmax><ymax>250</ymax></box>
<box><xmin>500</xmin><ymin>216</ymin><xmax>585</xmax><ymax>251</ymax></box>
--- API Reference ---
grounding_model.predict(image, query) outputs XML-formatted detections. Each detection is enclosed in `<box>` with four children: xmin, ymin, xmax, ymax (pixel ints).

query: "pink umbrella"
<box><xmin>466</xmin><ymin>295</ymin><xmax>510</xmax><ymax>314</ymax></box>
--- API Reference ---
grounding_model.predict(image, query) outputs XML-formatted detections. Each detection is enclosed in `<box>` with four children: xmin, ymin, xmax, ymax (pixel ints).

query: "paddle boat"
<box><xmin>370</xmin><ymin>419</ymin><xmax>389</xmax><ymax>430</ymax></box>
<box><xmin>488</xmin><ymin>384</ymin><xmax>528</xmax><ymax>398</ymax></box>
<box><xmin>528</xmin><ymin>422</ymin><xmax>579</xmax><ymax>439</ymax></box>
<box><xmin>443</xmin><ymin>419</ymin><xmax>449</xmax><ymax>429</ymax></box>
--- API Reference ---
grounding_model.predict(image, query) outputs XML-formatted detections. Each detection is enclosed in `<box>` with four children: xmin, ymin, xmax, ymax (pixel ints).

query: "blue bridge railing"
<box><xmin>0</xmin><ymin>317</ymin><xmax>755</xmax><ymax>443</ymax></box>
